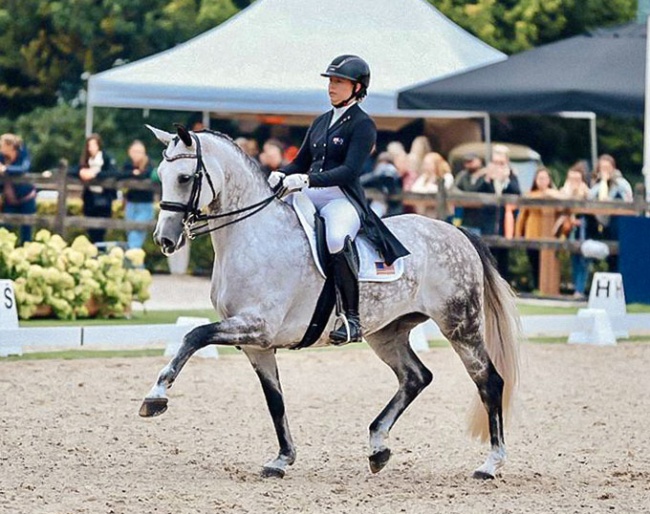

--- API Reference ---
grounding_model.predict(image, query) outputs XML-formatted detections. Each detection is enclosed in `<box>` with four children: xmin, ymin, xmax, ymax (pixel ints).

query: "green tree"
<box><xmin>0</xmin><ymin>0</ymin><xmax>240</xmax><ymax>117</ymax></box>
<box><xmin>431</xmin><ymin>0</ymin><xmax>637</xmax><ymax>53</ymax></box>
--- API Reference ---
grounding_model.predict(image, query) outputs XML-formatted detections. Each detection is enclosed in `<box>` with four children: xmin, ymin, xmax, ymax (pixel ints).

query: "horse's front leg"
<box><xmin>243</xmin><ymin>347</ymin><xmax>296</xmax><ymax>478</ymax></box>
<box><xmin>139</xmin><ymin>315</ymin><xmax>269</xmax><ymax>417</ymax></box>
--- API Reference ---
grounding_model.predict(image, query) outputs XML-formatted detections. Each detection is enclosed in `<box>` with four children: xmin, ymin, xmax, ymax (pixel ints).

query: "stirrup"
<box><xmin>329</xmin><ymin>314</ymin><xmax>363</xmax><ymax>344</ymax></box>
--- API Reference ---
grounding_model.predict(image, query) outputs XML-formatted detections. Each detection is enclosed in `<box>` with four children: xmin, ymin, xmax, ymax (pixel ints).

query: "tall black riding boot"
<box><xmin>329</xmin><ymin>242</ymin><xmax>363</xmax><ymax>344</ymax></box>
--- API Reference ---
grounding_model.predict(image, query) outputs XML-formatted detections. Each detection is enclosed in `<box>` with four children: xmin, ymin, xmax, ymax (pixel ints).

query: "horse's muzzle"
<box><xmin>154</xmin><ymin>221</ymin><xmax>186</xmax><ymax>256</ymax></box>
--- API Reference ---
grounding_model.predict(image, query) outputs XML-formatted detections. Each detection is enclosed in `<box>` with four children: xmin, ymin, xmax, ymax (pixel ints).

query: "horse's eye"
<box><xmin>178</xmin><ymin>174</ymin><xmax>193</xmax><ymax>185</ymax></box>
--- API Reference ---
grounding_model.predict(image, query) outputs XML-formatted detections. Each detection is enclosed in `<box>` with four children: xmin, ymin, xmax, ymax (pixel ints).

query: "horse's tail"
<box><xmin>459</xmin><ymin>227</ymin><xmax>522</xmax><ymax>442</ymax></box>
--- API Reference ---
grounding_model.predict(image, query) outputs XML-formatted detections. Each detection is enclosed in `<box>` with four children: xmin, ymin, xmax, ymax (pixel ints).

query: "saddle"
<box><xmin>287</xmin><ymin>192</ymin><xmax>405</xmax><ymax>349</ymax></box>
<box><xmin>289</xmin><ymin>192</ymin><xmax>405</xmax><ymax>282</ymax></box>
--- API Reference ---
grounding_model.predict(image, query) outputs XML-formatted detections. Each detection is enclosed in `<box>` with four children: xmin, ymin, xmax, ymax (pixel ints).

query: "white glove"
<box><xmin>268</xmin><ymin>171</ymin><xmax>285</xmax><ymax>188</ymax></box>
<box><xmin>283</xmin><ymin>174</ymin><xmax>310</xmax><ymax>191</ymax></box>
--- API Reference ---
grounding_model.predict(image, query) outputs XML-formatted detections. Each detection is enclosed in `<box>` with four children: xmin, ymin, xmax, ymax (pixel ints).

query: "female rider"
<box><xmin>268</xmin><ymin>55</ymin><xmax>409</xmax><ymax>344</ymax></box>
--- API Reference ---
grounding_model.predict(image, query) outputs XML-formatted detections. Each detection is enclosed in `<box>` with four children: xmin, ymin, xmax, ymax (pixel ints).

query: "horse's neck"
<box><xmin>205</xmin><ymin>137</ymin><xmax>269</xmax><ymax>212</ymax></box>
<box><xmin>202</xmin><ymin>136</ymin><xmax>301</xmax><ymax>261</ymax></box>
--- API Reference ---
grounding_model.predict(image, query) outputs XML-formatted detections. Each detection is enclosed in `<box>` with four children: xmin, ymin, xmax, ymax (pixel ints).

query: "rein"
<box><xmin>159</xmin><ymin>133</ymin><xmax>283</xmax><ymax>239</ymax></box>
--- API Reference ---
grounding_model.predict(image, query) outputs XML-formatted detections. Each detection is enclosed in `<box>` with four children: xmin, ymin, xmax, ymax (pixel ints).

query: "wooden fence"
<box><xmin>2</xmin><ymin>167</ymin><xmax>646</xmax><ymax>295</ymax></box>
<box><xmin>0</xmin><ymin>161</ymin><xmax>161</xmax><ymax>234</ymax></box>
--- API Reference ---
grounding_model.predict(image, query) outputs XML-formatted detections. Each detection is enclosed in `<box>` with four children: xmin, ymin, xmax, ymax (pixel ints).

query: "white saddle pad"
<box><xmin>287</xmin><ymin>192</ymin><xmax>405</xmax><ymax>282</ymax></box>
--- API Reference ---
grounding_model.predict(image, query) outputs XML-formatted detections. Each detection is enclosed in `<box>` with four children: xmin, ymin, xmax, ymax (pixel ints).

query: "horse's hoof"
<box><xmin>472</xmin><ymin>470</ymin><xmax>495</xmax><ymax>480</ymax></box>
<box><xmin>368</xmin><ymin>448</ymin><xmax>391</xmax><ymax>474</ymax></box>
<box><xmin>139</xmin><ymin>397</ymin><xmax>168</xmax><ymax>417</ymax></box>
<box><xmin>261</xmin><ymin>466</ymin><xmax>285</xmax><ymax>479</ymax></box>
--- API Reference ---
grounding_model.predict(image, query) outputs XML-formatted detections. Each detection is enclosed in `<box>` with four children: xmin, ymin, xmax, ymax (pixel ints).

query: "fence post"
<box><xmin>54</xmin><ymin>159</ymin><xmax>68</xmax><ymax>235</ymax></box>
<box><xmin>436</xmin><ymin>177</ymin><xmax>447</xmax><ymax>220</ymax></box>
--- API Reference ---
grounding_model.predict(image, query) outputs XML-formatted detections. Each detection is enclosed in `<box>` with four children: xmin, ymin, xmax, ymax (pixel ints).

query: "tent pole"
<box><xmin>202</xmin><ymin>111</ymin><xmax>210</xmax><ymax>129</ymax></box>
<box><xmin>642</xmin><ymin>16</ymin><xmax>650</xmax><ymax>202</ymax></box>
<box><xmin>85</xmin><ymin>103</ymin><xmax>94</xmax><ymax>137</ymax></box>
<box><xmin>483</xmin><ymin>113</ymin><xmax>492</xmax><ymax>163</ymax></box>
<box><xmin>589</xmin><ymin>114</ymin><xmax>598</xmax><ymax>173</ymax></box>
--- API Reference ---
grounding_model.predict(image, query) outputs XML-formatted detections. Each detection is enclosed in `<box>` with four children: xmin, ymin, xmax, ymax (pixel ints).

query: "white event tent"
<box><xmin>86</xmin><ymin>0</ymin><xmax>505</xmax><ymax>133</ymax></box>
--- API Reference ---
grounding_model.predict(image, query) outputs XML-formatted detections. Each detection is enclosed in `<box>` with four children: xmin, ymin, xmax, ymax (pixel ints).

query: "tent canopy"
<box><xmin>87</xmin><ymin>0</ymin><xmax>505</xmax><ymax>118</ymax></box>
<box><xmin>398</xmin><ymin>22</ymin><xmax>646</xmax><ymax>117</ymax></box>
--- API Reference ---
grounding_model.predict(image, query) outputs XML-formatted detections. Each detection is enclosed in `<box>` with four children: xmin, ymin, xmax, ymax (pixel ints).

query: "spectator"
<box><xmin>187</xmin><ymin>113</ymin><xmax>206</xmax><ymax>132</ymax></box>
<box><xmin>515</xmin><ymin>167</ymin><xmax>562</xmax><ymax>290</ymax></box>
<box><xmin>393</xmin><ymin>153</ymin><xmax>418</xmax><ymax>193</ymax></box>
<box><xmin>406</xmin><ymin>135</ymin><xmax>432</xmax><ymax>177</ymax></box>
<box><xmin>475</xmin><ymin>144</ymin><xmax>522</xmax><ymax>280</ymax></box>
<box><xmin>411</xmin><ymin>152</ymin><xmax>453</xmax><ymax>194</ymax></box>
<box><xmin>386</xmin><ymin>141</ymin><xmax>406</xmax><ymax>162</ymax></box>
<box><xmin>75</xmin><ymin>134</ymin><xmax>117</xmax><ymax>244</ymax></box>
<box><xmin>0</xmin><ymin>133</ymin><xmax>36</xmax><ymax>242</ymax></box>
<box><xmin>235</xmin><ymin>137</ymin><xmax>260</xmax><ymax>162</ymax></box>
<box><xmin>411</xmin><ymin>152</ymin><xmax>454</xmax><ymax>219</ymax></box>
<box><xmin>588</xmin><ymin>154</ymin><xmax>632</xmax><ymax>235</ymax></box>
<box><xmin>453</xmin><ymin>152</ymin><xmax>485</xmax><ymax>233</ymax></box>
<box><xmin>235</xmin><ymin>137</ymin><xmax>249</xmax><ymax>152</ymax></box>
<box><xmin>118</xmin><ymin>140</ymin><xmax>154</xmax><ymax>250</ymax></box>
<box><xmin>245</xmin><ymin>139</ymin><xmax>260</xmax><ymax>162</ymax></box>
<box><xmin>360</xmin><ymin>151</ymin><xmax>403</xmax><ymax>217</ymax></box>
<box><xmin>587</xmin><ymin>154</ymin><xmax>632</xmax><ymax>271</ymax></box>
<box><xmin>259</xmin><ymin>139</ymin><xmax>284</xmax><ymax>173</ymax></box>
<box><xmin>558</xmin><ymin>162</ymin><xmax>591</xmax><ymax>299</ymax></box>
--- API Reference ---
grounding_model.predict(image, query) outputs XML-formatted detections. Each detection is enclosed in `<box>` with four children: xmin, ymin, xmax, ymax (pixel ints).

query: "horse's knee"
<box><xmin>402</xmin><ymin>365</ymin><xmax>433</xmax><ymax>397</ymax></box>
<box><xmin>184</xmin><ymin>322</ymin><xmax>219</xmax><ymax>349</ymax></box>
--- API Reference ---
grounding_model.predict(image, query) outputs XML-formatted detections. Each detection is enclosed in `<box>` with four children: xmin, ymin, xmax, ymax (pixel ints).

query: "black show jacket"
<box><xmin>281</xmin><ymin>103</ymin><xmax>409</xmax><ymax>265</ymax></box>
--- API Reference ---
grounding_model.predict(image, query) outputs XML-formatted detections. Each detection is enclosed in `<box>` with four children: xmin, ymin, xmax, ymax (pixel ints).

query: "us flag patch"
<box><xmin>375</xmin><ymin>261</ymin><xmax>395</xmax><ymax>275</ymax></box>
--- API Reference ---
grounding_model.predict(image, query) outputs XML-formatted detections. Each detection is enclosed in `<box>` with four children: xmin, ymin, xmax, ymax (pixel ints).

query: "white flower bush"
<box><xmin>0</xmin><ymin>228</ymin><xmax>152</xmax><ymax>320</ymax></box>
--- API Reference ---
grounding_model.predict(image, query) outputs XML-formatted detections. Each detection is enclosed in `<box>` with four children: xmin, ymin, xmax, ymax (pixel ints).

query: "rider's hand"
<box><xmin>268</xmin><ymin>171</ymin><xmax>285</xmax><ymax>188</ymax></box>
<box><xmin>283</xmin><ymin>174</ymin><xmax>310</xmax><ymax>191</ymax></box>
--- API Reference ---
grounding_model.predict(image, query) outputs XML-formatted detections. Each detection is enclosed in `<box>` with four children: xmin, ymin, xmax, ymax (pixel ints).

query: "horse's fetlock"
<box><xmin>282</xmin><ymin>450</ymin><xmax>297</xmax><ymax>465</ymax></box>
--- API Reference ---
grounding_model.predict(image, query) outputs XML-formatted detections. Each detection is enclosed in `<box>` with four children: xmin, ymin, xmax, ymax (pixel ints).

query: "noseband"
<box><xmin>159</xmin><ymin>133</ymin><xmax>282</xmax><ymax>239</ymax></box>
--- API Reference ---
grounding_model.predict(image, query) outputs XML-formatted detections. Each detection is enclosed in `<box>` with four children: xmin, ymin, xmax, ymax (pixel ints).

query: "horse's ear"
<box><xmin>173</xmin><ymin>123</ymin><xmax>193</xmax><ymax>147</ymax></box>
<box><xmin>146</xmin><ymin>125</ymin><xmax>173</xmax><ymax>145</ymax></box>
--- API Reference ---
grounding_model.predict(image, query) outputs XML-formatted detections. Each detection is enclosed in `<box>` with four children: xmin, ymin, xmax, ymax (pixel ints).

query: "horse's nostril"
<box><xmin>160</xmin><ymin>237</ymin><xmax>175</xmax><ymax>249</ymax></box>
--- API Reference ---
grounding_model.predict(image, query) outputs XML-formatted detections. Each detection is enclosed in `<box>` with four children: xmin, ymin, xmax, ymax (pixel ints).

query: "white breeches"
<box><xmin>305</xmin><ymin>187</ymin><xmax>361</xmax><ymax>253</ymax></box>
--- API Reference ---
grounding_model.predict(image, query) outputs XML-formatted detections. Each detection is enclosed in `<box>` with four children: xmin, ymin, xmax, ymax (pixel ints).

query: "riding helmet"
<box><xmin>321</xmin><ymin>55</ymin><xmax>370</xmax><ymax>99</ymax></box>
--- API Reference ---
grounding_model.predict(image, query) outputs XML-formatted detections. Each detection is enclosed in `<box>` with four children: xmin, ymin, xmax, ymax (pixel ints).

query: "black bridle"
<box><xmin>159</xmin><ymin>133</ymin><xmax>283</xmax><ymax>239</ymax></box>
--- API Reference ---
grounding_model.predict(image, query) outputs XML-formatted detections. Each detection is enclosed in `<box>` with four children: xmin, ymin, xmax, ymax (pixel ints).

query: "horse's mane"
<box><xmin>195</xmin><ymin>129</ymin><xmax>270</xmax><ymax>178</ymax></box>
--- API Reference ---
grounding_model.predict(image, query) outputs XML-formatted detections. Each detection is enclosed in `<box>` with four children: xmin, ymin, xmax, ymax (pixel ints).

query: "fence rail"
<box><xmin>3</xmin><ymin>168</ymin><xmax>645</xmax><ymax>295</ymax></box>
<box><xmin>0</xmin><ymin>162</ymin><xmax>161</xmax><ymax>234</ymax></box>
<box><xmin>2</xmin><ymin>169</ymin><xmax>643</xmax><ymax>253</ymax></box>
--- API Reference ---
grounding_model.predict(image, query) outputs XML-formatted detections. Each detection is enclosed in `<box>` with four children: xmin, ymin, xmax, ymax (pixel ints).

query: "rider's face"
<box><xmin>328</xmin><ymin>77</ymin><xmax>356</xmax><ymax>106</ymax></box>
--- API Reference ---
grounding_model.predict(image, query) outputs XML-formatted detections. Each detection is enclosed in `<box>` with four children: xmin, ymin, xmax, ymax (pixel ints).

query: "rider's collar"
<box><xmin>330</xmin><ymin>101</ymin><xmax>356</xmax><ymax>127</ymax></box>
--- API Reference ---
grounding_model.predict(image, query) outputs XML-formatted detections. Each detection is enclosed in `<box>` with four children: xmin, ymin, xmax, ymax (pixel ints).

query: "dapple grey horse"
<box><xmin>140</xmin><ymin>125</ymin><xmax>521</xmax><ymax>480</ymax></box>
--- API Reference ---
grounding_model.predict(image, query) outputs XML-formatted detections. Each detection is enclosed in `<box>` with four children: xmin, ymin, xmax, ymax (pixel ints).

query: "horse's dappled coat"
<box><xmin>141</xmin><ymin>125</ymin><xmax>521</xmax><ymax>480</ymax></box>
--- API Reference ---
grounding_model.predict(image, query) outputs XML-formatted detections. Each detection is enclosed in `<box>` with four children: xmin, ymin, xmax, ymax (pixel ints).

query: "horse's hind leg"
<box><xmin>365</xmin><ymin>316</ymin><xmax>433</xmax><ymax>474</ymax></box>
<box><xmin>243</xmin><ymin>348</ymin><xmax>296</xmax><ymax>478</ymax></box>
<box><xmin>139</xmin><ymin>315</ymin><xmax>269</xmax><ymax>417</ymax></box>
<box><xmin>439</xmin><ymin>296</ymin><xmax>506</xmax><ymax>479</ymax></box>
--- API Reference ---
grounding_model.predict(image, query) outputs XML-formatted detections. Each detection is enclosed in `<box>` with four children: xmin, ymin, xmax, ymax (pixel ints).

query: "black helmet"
<box><xmin>321</xmin><ymin>55</ymin><xmax>370</xmax><ymax>100</ymax></box>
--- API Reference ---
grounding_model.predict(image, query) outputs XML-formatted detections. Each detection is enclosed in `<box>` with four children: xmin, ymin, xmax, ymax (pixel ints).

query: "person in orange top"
<box><xmin>515</xmin><ymin>167</ymin><xmax>562</xmax><ymax>289</ymax></box>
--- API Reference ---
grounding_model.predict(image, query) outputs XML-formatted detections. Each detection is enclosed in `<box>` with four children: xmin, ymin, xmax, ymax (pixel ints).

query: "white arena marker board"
<box><xmin>568</xmin><ymin>272</ymin><xmax>627</xmax><ymax>345</ymax></box>
<box><xmin>587</xmin><ymin>272</ymin><xmax>628</xmax><ymax>338</ymax></box>
<box><xmin>0</xmin><ymin>280</ymin><xmax>22</xmax><ymax>356</ymax></box>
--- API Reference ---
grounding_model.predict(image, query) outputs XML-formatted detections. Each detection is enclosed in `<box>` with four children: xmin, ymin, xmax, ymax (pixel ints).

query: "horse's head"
<box><xmin>147</xmin><ymin>124</ymin><xmax>221</xmax><ymax>255</ymax></box>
